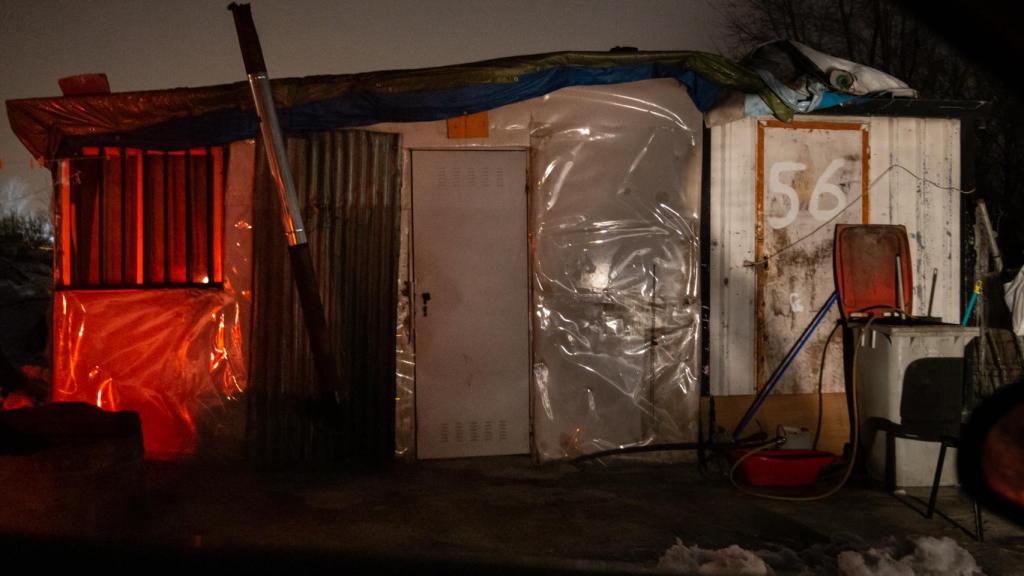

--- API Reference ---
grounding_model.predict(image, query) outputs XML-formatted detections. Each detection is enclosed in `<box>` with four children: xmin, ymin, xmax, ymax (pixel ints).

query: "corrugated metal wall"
<box><xmin>710</xmin><ymin>115</ymin><xmax>962</xmax><ymax>396</ymax></box>
<box><xmin>247</xmin><ymin>130</ymin><xmax>402</xmax><ymax>465</ymax></box>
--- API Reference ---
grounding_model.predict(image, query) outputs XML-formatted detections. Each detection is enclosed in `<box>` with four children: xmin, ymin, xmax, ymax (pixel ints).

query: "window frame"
<box><xmin>56</xmin><ymin>146</ymin><xmax>227</xmax><ymax>290</ymax></box>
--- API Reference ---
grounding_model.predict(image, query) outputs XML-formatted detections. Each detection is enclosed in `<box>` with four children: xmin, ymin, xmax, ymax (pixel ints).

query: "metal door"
<box><xmin>412</xmin><ymin>150</ymin><xmax>529</xmax><ymax>458</ymax></box>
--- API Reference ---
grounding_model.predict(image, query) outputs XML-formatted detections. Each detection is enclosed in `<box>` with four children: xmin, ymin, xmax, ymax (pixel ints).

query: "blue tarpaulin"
<box><xmin>8</xmin><ymin>51</ymin><xmax>788</xmax><ymax>158</ymax></box>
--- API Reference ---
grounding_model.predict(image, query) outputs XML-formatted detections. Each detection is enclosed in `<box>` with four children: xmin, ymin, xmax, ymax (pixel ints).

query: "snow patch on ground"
<box><xmin>657</xmin><ymin>535</ymin><xmax>983</xmax><ymax>576</ymax></box>
<box><xmin>836</xmin><ymin>536</ymin><xmax>983</xmax><ymax>576</ymax></box>
<box><xmin>657</xmin><ymin>540</ymin><xmax>771</xmax><ymax>575</ymax></box>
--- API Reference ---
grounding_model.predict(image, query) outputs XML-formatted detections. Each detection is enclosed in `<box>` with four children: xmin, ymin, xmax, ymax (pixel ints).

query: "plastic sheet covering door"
<box><xmin>51</xmin><ymin>141</ymin><xmax>254</xmax><ymax>458</ymax></box>
<box><xmin>375</xmin><ymin>80</ymin><xmax>702</xmax><ymax>460</ymax></box>
<box><xmin>529</xmin><ymin>87</ymin><xmax>701</xmax><ymax>460</ymax></box>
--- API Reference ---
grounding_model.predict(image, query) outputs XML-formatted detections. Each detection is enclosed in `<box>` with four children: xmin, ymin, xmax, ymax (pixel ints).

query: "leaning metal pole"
<box><xmin>228</xmin><ymin>2</ymin><xmax>345</xmax><ymax>404</ymax></box>
<box><xmin>732</xmin><ymin>291</ymin><xmax>838</xmax><ymax>442</ymax></box>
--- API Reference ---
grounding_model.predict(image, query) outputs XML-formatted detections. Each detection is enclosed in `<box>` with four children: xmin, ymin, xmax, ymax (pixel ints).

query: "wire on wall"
<box><xmin>743</xmin><ymin>163</ymin><xmax>975</xmax><ymax>269</ymax></box>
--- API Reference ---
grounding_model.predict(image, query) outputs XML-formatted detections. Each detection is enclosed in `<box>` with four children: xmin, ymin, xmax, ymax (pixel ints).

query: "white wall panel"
<box><xmin>709</xmin><ymin>118</ymin><xmax>758</xmax><ymax>396</ymax></box>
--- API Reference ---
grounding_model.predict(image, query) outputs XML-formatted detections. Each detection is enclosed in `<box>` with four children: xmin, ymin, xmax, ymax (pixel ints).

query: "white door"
<box><xmin>412</xmin><ymin>150</ymin><xmax>530</xmax><ymax>459</ymax></box>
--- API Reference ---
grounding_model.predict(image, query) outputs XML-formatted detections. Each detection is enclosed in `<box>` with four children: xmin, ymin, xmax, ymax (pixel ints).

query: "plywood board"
<box><xmin>705</xmin><ymin>393</ymin><xmax>850</xmax><ymax>455</ymax></box>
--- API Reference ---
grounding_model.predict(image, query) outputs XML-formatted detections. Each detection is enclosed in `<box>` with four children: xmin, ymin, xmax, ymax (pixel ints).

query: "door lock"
<box><xmin>421</xmin><ymin>292</ymin><xmax>431</xmax><ymax>317</ymax></box>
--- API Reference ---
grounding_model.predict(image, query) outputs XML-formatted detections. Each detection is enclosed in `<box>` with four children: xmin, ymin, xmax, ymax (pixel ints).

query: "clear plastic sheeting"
<box><xmin>394</xmin><ymin>219</ymin><xmax>415</xmax><ymax>458</ymax></box>
<box><xmin>1003</xmin><ymin>267</ymin><xmax>1024</xmax><ymax>336</ymax></box>
<box><xmin>528</xmin><ymin>86</ymin><xmax>701</xmax><ymax>461</ymax></box>
<box><xmin>376</xmin><ymin>79</ymin><xmax>702</xmax><ymax>461</ymax></box>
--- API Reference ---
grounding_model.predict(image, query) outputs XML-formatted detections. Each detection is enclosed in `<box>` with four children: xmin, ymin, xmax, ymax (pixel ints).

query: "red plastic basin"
<box><xmin>734</xmin><ymin>449</ymin><xmax>836</xmax><ymax>487</ymax></box>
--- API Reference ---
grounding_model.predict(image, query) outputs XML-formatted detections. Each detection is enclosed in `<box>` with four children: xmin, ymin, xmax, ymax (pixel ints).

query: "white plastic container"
<box><xmin>852</xmin><ymin>324</ymin><xmax>978</xmax><ymax>487</ymax></box>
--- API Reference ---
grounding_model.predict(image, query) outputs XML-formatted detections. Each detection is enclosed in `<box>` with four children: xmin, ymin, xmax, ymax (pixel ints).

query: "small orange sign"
<box><xmin>447</xmin><ymin>111</ymin><xmax>489</xmax><ymax>139</ymax></box>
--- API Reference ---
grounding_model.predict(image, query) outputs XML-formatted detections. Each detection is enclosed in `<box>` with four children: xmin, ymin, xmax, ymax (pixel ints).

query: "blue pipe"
<box><xmin>962</xmin><ymin>280</ymin><xmax>982</xmax><ymax>326</ymax></box>
<box><xmin>732</xmin><ymin>291</ymin><xmax>839</xmax><ymax>442</ymax></box>
<box><xmin>962</xmin><ymin>293</ymin><xmax>978</xmax><ymax>326</ymax></box>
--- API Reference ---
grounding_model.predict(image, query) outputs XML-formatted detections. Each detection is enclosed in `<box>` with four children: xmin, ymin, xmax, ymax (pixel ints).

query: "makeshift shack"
<box><xmin>707</xmin><ymin>102</ymin><xmax>987</xmax><ymax>484</ymax></box>
<box><xmin>5</xmin><ymin>47</ymin><xmax>986</xmax><ymax>466</ymax></box>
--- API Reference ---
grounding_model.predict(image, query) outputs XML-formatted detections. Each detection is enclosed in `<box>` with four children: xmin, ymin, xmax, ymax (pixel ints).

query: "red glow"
<box><xmin>2</xmin><ymin>392</ymin><xmax>34</xmax><ymax>410</ymax></box>
<box><xmin>53</xmin><ymin>290</ymin><xmax>247</xmax><ymax>458</ymax></box>
<box><xmin>59</xmin><ymin>161</ymin><xmax>72</xmax><ymax>285</ymax></box>
<box><xmin>64</xmin><ymin>147</ymin><xmax>226</xmax><ymax>288</ymax></box>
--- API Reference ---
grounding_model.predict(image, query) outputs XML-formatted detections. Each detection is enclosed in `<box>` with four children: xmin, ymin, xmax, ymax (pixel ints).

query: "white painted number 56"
<box><xmin>767</xmin><ymin>158</ymin><xmax>847</xmax><ymax>229</ymax></box>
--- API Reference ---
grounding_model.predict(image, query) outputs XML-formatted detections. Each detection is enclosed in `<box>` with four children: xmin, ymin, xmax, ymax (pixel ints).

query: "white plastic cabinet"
<box><xmin>853</xmin><ymin>324</ymin><xmax>978</xmax><ymax>487</ymax></box>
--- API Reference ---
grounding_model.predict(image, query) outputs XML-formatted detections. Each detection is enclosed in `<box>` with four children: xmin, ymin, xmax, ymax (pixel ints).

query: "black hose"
<box><xmin>814</xmin><ymin>322</ymin><xmax>842</xmax><ymax>450</ymax></box>
<box><xmin>572</xmin><ymin>438</ymin><xmax>778</xmax><ymax>465</ymax></box>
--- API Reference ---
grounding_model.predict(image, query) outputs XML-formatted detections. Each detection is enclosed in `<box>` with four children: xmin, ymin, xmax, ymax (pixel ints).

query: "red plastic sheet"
<box><xmin>53</xmin><ymin>289</ymin><xmax>247</xmax><ymax>458</ymax></box>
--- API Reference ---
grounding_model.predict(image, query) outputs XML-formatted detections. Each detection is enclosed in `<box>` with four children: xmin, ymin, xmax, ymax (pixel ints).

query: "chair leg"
<box><xmin>884</xmin><ymin>430</ymin><xmax>896</xmax><ymax>492</ymax></box>
<box><xmin>974</xmin><ymin>499</ymin><xmax>984</xmax><ymax>542</ymax></box>
<box><xmin>927</xmin><ymin>442</ymin><xmax>947</xmax><ymax>519</ymax></box>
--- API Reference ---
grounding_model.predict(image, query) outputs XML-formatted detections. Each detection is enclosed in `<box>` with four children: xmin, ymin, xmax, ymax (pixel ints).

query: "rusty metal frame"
<box><xmin>754</xmin><ymin>119</ymin><xmax>870</xmax><ymax>391</ymax></box>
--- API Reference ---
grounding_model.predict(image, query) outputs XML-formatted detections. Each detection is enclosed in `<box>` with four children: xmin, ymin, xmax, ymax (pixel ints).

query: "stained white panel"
<box><xmin>868</xmin><ymin>117</ymin><xmax>961</xmax><ymax>322</ymax></box>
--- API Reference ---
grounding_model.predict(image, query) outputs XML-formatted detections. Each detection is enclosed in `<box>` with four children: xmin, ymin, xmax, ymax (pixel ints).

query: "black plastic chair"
<box><xmin>863</xmin><ymin>356</ymin><xmax>984</xmax><ymax>541</ymax></box>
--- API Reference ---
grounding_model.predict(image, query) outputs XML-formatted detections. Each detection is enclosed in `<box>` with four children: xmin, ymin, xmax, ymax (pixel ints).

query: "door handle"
<box><xmin>421</xmin><ymin>292</ymin><xmax>431</xmax><ymax>317</ymax></box>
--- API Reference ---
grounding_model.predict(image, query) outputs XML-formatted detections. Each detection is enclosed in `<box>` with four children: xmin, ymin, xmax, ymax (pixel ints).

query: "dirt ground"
<box><xmin>3</xmin><ymin>455</ymin><xmax>1021</xmax><ymax>574</ymax></box>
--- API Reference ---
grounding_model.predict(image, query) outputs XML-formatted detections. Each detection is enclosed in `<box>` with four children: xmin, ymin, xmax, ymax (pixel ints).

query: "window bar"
<box><xmin>206</xmin><ymin>147</ymin><xmax>215</xmax><ymax>284</ymax></box>
<box><xmin>97</xmin><ymin>149</ymin><xmax>105</xmax><ymax>287</ymax></box>
<box><xmin>185</xmin><ymin>149</ymin><xmax>193</xmax><ymax>283</ymax></box>
<box><xmin>164</xmin><ymin>152</ymin><xmax>170</xmax><ymax>286</ymax></box>
<box><xmin>121</xmin><ymin>146</ymin><xmax>128</xmax><ymax>285</ymax></box>
<box><xmin>141</xmin><ymin>152</ymin><xmax>148</xmax><ymax>285</ymax></box>
<box><xmin>135</xmin><ymin>151</ymin><xmax>144</xmax><ymax>285</ymax></box>
<box><xmin>59</xmin><ymin>160</ymin><xmax>73</xmax><ymax>287</ymax></box>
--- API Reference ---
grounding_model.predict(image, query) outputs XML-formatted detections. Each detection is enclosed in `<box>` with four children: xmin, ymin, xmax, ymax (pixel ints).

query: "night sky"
<box><xmin>0</xmin><ymin>0</ymin><xmax>725</xmax><ymax>209</ymax></box>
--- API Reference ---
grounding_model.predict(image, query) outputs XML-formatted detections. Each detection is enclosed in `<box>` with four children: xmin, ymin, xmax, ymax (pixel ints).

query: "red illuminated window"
<box><xmin>58</xmin><ymin>147</ymin><xmax>225</xmax><ymax>288</ymax></box>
